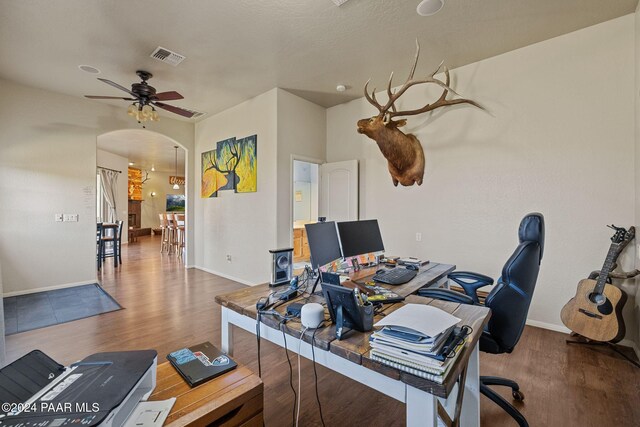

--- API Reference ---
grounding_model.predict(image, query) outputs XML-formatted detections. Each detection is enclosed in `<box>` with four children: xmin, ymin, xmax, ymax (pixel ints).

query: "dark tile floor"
<box><xmin>3</xmin><ymin>284</ymin><xmax>122</xmax><ymax>335</ymax></box>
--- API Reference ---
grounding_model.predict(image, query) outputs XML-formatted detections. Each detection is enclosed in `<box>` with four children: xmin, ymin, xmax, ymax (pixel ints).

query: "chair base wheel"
<box><xmin>512</xmin><ymin>390</ymin><xmax>525</xmax><ymax>401</ymax></box>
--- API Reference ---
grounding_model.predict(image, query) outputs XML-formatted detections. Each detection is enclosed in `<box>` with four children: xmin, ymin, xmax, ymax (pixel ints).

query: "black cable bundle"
<box><xmin>280</xmin><ymin>320</ymin><xmax>298</xmax><ymax>426</ymax></box>
<box><xmin>311</xmin><ymin>321</ymin><xmax>327</xmax><ymax>427</ymax></box>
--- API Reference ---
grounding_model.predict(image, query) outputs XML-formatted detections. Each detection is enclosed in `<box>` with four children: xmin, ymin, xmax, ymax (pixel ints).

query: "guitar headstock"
<box><xmin>607</xmin><ymin>224</ymin><xmax>635</xmax><ymax>244</ymax></box>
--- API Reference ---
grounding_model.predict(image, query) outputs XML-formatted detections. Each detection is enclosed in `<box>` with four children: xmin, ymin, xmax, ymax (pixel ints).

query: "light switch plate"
<box><xmin>63</xmin><ymin>214</ymin><xmax>79</xmax><ymax>222</ymax></box>
<box><xmin>54</xmin><ymin>213</ymin><xmax>63</xmax><ymax>222</ymax></box>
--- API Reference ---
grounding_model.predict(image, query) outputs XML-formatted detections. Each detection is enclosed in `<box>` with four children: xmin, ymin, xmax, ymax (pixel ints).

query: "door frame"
<box><xmin>289</xmin><ymin>155</ymin><xmax>323</xmax><ymax>249</ymax></box>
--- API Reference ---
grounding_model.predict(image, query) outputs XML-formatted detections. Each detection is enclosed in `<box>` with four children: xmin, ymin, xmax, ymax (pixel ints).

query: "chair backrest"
<box><xmin>116</xmin><ymin>220</ymin><xmax>124</xmax><ymax>240</ymax></box>
<box><xmin>484</xmin><ymin>213</ymin><xmax>545</xmax><ymax>353</ymax></box>
<box><xmin>159</xmin><ymin>213</ymin><xmax>168</xmax><ymax>227</ymax></box>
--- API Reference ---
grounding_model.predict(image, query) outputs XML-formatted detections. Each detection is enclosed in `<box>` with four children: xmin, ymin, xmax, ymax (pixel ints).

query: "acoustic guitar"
<box><xmin>560</xmin><ymin>225</ymin><xmax>634</xmax><ymax>343</ymax></box>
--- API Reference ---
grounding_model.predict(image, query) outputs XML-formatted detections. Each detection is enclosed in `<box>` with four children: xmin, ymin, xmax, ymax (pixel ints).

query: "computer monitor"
<box><xmin>337</xmin><ymin>219</ymin><xmax>385</xmax><ymax>258</ymax></box>
<box><xmin>305</xmin><ymin>221</ymin><xmax>343</xmax><ymax>270</ymax></box>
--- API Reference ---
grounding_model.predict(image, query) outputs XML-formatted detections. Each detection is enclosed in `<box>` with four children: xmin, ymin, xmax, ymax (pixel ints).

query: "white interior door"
<box><xmin>319</xmin><ymin>160</ymin><xmax>358</xmax><ymax>222</ymax></box>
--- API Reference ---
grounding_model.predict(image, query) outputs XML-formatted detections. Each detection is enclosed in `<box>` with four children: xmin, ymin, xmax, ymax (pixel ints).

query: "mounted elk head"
<box><xmin>357</xmin><ymin>41</ymin><xmax>484</xmax><ymax>186</ymax></box>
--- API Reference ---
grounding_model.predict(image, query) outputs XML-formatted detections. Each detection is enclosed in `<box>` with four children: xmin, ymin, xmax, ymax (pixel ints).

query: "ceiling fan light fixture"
<box><xmin>127</xmin><ymin>103</ymin><xmax>137</xmax><ymax>116</ymax></box>
<box><xmin>141</xmin><ymin>104</ymin><xmax>153</xmax><ymax>119</ymax></box>
<box><xmin>417</xmin><ymin>0</ymin><xmax>445</xmax><ymax>16</ymax></box>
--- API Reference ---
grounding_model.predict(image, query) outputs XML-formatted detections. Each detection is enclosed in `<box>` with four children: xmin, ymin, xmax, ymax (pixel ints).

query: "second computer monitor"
<box><xmin>305</xmin><ymin>221</ymin><xmax>343</xmax><ymax>270</ymax></box>
<box><xmin>337</xmin><ymin>219</ymin><xmax>385</xmax><ymax>258</ymax></box>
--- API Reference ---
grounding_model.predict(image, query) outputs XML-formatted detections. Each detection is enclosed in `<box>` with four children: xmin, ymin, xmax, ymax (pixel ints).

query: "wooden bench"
<box><xmin>149</xmin><ymin>361</ymin><xmax>263</xmax><ymax>426</ymax></box>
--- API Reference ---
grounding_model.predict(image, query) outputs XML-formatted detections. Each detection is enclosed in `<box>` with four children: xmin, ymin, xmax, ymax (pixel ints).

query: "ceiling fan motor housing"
<box><xmin>132</xmin><ymin>82</ymin><xmax>156</xmax><ymax>98</ymax></box>
<box><xmin>133</xmin><ymin>70</ymin><xmax>156</xmax><ymax>100</ymax></box>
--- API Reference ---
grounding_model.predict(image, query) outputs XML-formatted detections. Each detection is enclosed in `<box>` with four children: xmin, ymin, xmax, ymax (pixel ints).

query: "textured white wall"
<box><xmin>327</xmin><ymin>16</ymin><xmax>636</xmax><ymax>338</ymax></box>
<box><xmin>276</xmin><ymin>89</ymin><xmax>326</xmax><ymax>248</ymax></box>
<box><xmin>0</xmin><ymin>79</ymin><xmax>193</xmax><ymax>294</ymax></box>
<box><xmin>194</xmin><ymin>89</ymin><xmax>279</xmax><ymax>284</ymax></box>
<box><xmin>194</xmin><ymin>89</ymin><xmax>325</xmax><ymax>284</ymax></box>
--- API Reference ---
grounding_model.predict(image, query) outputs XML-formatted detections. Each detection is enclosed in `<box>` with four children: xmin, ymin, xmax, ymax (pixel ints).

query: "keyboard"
<box><xmin>372</xmin><ymin>268</ymin><xmax>418</xmax><ymax>285</ymax></box>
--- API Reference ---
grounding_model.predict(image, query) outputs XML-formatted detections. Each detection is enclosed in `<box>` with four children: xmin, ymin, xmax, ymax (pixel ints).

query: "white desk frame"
<box><xmin>221</xmin><ymin>306</ymin><xmax>480</xmax><ymax>427</ymax></box>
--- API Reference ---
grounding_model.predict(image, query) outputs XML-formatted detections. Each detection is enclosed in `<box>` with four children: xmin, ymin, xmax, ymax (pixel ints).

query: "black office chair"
<box><xmin>419</xmin><ymin>213</ymin><xmax>544</xmax><ymax>427</ymax></box>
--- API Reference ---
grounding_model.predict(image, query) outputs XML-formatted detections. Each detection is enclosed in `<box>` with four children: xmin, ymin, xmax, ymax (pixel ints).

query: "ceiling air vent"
<box><xmin>150</xmin><ymin>46</ymin><xmax>186</xmax><ymax>66</ymax></box>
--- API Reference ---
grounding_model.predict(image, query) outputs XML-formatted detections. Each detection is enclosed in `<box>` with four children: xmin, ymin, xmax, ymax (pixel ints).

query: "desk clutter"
<box><xmin>369</xmin><ymin>304</ymin><xmax>471</xmax><ymax>384</ymax></box>
<box><xmin>1</xmin><ymin>345</ymin><xmax>257</xmax><ymax>426</ymax></box>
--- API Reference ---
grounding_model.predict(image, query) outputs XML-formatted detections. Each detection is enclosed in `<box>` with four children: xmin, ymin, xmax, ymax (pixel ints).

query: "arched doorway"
<box><xmin>96</xmin><ymin>129</ymin><xmax>190</xmax><ymax>266</ymax></box>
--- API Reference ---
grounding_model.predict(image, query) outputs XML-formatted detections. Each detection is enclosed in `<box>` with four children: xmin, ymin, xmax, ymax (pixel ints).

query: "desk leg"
<box><xmin>221</xmin><ymin>307</ymin><xmax>234</xmax><ymax>356</ymax></box>
<box><xmin>460</xmin><ymin>344</ymin><xmax>480</xmax><ymax>427</ymax></box>
<box><xmin>406</xmin><ymin>385</ymin><xmax>438</xmax><ymax>427</ymax></box>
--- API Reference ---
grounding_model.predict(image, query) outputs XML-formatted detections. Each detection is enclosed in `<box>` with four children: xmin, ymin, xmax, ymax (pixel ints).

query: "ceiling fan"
<box><xmin>85</xmin><ymin>70</ymin><xmax>195</xmax><ymax>120</ymax></box>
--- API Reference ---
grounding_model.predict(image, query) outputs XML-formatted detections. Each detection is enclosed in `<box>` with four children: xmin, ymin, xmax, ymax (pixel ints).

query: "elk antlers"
<box><xmin>357</xmin><ymin>40</ymin><xmax>484</xmax><ymax>188</ymax></box>
<box><xmin>363</xmin><ymin>40</ymin><xmax>483</xmax><ymax>122</ymax></box>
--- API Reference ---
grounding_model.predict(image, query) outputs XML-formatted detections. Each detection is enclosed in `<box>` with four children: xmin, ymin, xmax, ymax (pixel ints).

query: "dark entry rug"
<box><xmin>3</xmin><ymin>283</ymin><xmax>123</xmax><ymax>335</ymax></box>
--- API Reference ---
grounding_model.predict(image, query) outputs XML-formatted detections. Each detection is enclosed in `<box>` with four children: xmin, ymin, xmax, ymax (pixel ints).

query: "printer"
<box><xmin>0</xmin><ymin>349</ymin><xmax>158</xmax><ymax>426</ymax></box>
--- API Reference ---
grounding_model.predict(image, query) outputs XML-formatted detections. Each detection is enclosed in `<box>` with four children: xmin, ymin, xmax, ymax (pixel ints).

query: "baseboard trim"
<box><xmin>3</xmin><ymin>280</ymin><xmax>98</xmax><ymax>297</ymax></box>
<box><xmin>526</xmin><ymin>319</ymin><xmax>640</xmax><ymax>357</ymax></box>
<box><xmin>525</xmin><ymin>319</ymin><xmax>572</xmax><ymax>334</ymax></box>
<box><xmin>193</xmin><ymin>265</ymin><xmax>255</xmax><ymax>286</ymax></box>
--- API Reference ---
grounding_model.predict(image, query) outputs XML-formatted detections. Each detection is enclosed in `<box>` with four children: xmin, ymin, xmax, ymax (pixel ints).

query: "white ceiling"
<box><xmin>97</xmin><ymin>130</ymin><xmax>185</xmax><ymax>175</ymax></box>
<box><xmin>0</xmin><ymin>0</ymin><xmax>636</xmax><ymax>123</ymax></box>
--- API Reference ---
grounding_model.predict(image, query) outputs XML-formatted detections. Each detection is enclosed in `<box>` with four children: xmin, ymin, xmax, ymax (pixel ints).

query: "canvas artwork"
<box><xmin>166</xmin><ymin>194</ymin><xmax>186</xmax><ymax>212</ymax></box>
<box><xmin>201</xmin><ymin>134</ymin><xmax>257</xmax><ymax>198</ymax></box>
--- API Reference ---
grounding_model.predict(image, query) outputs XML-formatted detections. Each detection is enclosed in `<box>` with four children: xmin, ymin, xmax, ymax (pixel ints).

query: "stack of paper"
<box><xmin>369</xmin><ymin>304</ymin><xmax>465</xmax><ymax>383</ymax></box>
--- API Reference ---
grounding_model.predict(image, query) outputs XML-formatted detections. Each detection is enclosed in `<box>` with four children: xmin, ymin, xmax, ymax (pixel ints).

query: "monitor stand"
<box><xmin>310</xmin><ymin>272</ymin><xmax>322</xmax><ymax>295</ymax></box>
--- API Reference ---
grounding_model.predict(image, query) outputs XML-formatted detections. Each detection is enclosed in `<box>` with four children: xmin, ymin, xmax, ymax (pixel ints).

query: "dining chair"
<box><xmin>100</xmin><ymin>220</ymin><xmax>123</xmax><ymax>267</ymax></box>
<box><xmin>96</xmin><ymin>222</ymin><xmax>103</xmax><ymax>270</ymax></box>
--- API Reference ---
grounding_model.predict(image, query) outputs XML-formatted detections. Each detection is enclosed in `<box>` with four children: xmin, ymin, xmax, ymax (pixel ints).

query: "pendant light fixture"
<box><xmin>172</xmin><ymin>146</ymin><xmax>180</xmax><ymax>190</ymax></box>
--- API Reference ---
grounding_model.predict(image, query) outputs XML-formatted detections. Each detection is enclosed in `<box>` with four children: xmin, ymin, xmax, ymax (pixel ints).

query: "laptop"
<box><xmin>167</xmin><ymin>341</ymin><xmax>237</xmax><ymax>387</ymax></box>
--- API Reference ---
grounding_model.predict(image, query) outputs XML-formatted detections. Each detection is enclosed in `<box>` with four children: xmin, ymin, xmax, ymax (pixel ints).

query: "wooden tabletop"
<box><xmin>149</xmin><ymin>362</ymin><xmax>263</xmax><ymax>426</ymax></box>
<box><xmin>215</xmin><ymin>262</ymin><xmax>491</xmax><ymax>398</ymax></box>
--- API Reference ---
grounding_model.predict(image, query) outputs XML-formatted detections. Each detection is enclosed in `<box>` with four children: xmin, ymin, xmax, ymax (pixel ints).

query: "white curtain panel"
<box><xmin>99</xmin><ymin>169</ymin><xmax>119</xmax><ymax>223</ymax></box>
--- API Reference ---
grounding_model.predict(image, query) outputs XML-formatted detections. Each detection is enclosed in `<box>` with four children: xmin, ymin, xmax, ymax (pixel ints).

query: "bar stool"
<box><xmin>159</xmin><ymin>213</ymin><xmax>171</xmax><ymax>253</ymax></box>
<box><xmin>166</xmin><ymin>213</ymin><xmax>178</xmax><ymax>254</ymax></box>
<box><xmin>173</xmin><ymin>213</ymin><xmax>186</xmax><ymax>258</ymax></box>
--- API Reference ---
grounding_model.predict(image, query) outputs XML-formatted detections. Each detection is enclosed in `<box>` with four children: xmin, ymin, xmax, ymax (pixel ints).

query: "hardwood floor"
<box><xmin>6</xmin><ymin>236</ymin><xmax>640</xmax><ymax>426</ymax></box>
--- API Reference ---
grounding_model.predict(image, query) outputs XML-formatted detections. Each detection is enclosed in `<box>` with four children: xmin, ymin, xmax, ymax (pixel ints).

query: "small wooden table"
<box><xmin>215</xmin><ymin>262</ymin><xmax>491</xmax><ymax>427</ymax></box>
<box><xmin>149</xmin><ymin>362</ymin><xmax>263</xmax><ymax>426</ymax></box>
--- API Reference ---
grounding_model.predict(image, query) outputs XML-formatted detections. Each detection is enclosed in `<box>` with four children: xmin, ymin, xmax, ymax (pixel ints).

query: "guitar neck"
<box><xmin>594</xmin><ymin>244</ymin><xmax>620</xmax><ymax>294</ymax></box>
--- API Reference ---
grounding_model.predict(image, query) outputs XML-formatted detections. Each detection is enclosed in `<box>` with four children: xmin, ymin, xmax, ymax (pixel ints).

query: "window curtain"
<box><xmin>98</xmin><ymin>168</ymin><xmax>119</xmax><ymax>223</ymax></box>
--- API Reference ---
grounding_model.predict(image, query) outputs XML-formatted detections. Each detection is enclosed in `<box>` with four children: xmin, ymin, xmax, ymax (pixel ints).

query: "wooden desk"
<box><xmin>149</xmin><ymin>361</ymin><xmax>263</xmax><ymax>426</ymax></box>
<box><xmin>215</xmin><ymin>263</ymin><xmax>491</xmax><ymax>427</ymax></box>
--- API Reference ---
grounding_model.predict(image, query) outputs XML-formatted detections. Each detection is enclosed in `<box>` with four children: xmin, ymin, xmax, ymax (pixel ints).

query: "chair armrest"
<box><xmin>417</xmin><ymin>288</ymin><xmax>475</xmax><ymax>305</ymax></box>
<box><xmin>448</xmin><ymin>271</ymin><xmax>494</xmax><ymax>304</ymax></box>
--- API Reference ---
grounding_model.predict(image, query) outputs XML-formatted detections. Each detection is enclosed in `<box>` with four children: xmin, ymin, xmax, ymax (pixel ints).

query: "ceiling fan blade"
<box><xmin>152</xmin><ymin>102</ymin><xmax>195</xmax><ymax>118</ymax></box>
<box><xmin>154</xmin><ymin>91</ymin><xmax>184</xmax><ymax>101</ymax></box>
<box><xmin>85</xmin><ymin>95</ymin><xmax>136</xmax><ymax>100</ymax></box>
<box><xmin>97</xmin><ymin>78</ymin><xmax>137</xmax><ymax>97</ymax></box>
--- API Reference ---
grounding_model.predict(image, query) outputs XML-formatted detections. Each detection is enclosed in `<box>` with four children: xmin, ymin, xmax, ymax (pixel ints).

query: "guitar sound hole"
<box><xmin>588</xmin><ymin>293</ymin><xmax>613</xmax><ymax>315</ymax></box>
